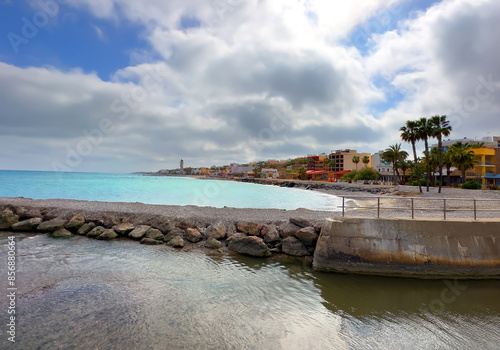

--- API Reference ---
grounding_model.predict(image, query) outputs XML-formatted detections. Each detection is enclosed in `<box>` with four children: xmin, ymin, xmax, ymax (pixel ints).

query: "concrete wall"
<box><xmin>313</xmin><ymin>218</ymin><xmax>500</xmax><ymax>279</ymax></box>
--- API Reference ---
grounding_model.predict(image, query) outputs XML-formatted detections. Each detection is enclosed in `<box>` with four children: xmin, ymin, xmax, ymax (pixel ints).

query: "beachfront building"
<box><xmin>261</xmin><ymin>168</ymin><xmax>280</xmax><ymax>179</ymax></box>
<box><xmin>230</xmin><ymin>163</ymin><xmax>254</xmax><ymax>175</ymax></box>
<box><xmin>371</xmin><ymin>151</ymin><xmax>395</xmax><ymax>182</ymax></box>
<box><xmin>432</xmin><ymin>136</ymin><xmax>500</xmax><ymax>150</ymax></box>
<box><xmin>328</xmin><ymin>149</ymin><xmax>372</xmax><ymax>172</ymax></box>
<box><xmin>468</xmin><ymin>148</ymin><xmax>498</xmax><ymax>186</ymax></box>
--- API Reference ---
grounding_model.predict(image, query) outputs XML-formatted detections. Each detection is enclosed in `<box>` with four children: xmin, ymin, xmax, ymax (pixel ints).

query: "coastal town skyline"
<box><xmin>1</xmin><ymin>0</ymin><xmax>500</xmax><ymax>173</ymax></box>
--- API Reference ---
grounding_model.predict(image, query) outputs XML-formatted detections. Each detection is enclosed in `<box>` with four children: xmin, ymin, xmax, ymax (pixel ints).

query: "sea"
<box><xmin>0</xmin><ymin>170</ymin><xmax>340</xmax><ymax>211</ymax></box>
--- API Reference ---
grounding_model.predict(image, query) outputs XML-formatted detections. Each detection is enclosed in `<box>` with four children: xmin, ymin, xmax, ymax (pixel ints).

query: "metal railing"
<box><xmin>339</xmin><ymin>196</ymin><xmax>500</xmax><ymax>220</ymax></box>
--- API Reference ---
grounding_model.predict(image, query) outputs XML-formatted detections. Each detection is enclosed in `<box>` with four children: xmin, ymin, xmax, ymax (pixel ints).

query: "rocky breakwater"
<box><xmin>0</xmin><ymin>203</ymin><xmax>323</xmax><ymax>259</ymax></box>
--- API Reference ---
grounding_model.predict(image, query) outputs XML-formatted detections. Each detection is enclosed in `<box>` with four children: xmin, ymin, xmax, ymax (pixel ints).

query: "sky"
<box><xmin>0</xmin><ymin>0</ymin><xmax>499</xmax><ymax>173</ymax></box>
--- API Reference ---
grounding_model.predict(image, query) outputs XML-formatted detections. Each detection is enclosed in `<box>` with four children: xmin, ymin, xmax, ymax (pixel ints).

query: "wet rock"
<box><xmin>49</xmin><ymin>228</ymin><xmax>73</xmax><ymax>239</ymax></box>
<box><xmin>228</xmin><ymin>236</ymin><xmax>271</xmax><ymax>257</ymax></box>
<box><xmin>0</xmin><ymin>214</ymin><xmax>19</xmax><ymax>230</ymax></box>
<box><xmin>279</xmin><ymin>222</ymin><xmax>301</xmax><ymax>239</ymax></box>
<box><xmin>263</xmin><ymin>224</ymin><xmax>280</xmax><ymax>243</ymax></box>
<box><xmin>87</xmin><ymin>226</ymin><xmax>106</xmax><ymax>237</ymax></box>
<box><xmin>289</xmin><ymin>217</ymin><xmax>313</xmax><ymax>228</ymax></box>
<box><xmin>12</xmin><ymin>217</ymin><xmax>42</xmax><ymax>231</ymax></box>
<box><xmin>281</xmin><ymin>237</ymin><xmax>310</xmax><ymax>256</ymax></box>
<box><xmin>185</xmin><ymin>228</ymin><xmax>203</xmax><ymax>243</ymax></box>
<box><xmin>205</xmin><ymin>237</ymin><xmax>223</xmax><ymax>249</ymax></box>
<box><xmin>166</xmin><ymin>236</ymin><xmax>185</xmax><ymax>248</ymax></box>
<box><xmin>65</xmin><ymin>214</ymin><xmax>86</xmax><ymax>231</ymax></box>
<box><xmin>206</xmin><ymin>222</ymin><xmax>226</xmax><ymax>239</ymax></box>
<box><xmin>295</xmin><ymin>227</ymin><xmax>318</xmax><ymax>247</ymax></box>
<box><xmin>237</xmin><ymin>222</ymin><xmax>263</xmax><ymax>236</ymax></box>
<box><xmin>38</xmin><ymin>218</ymin><xmax>68</xmax><ymax>232</ymax></box>
<box><xmin>129</xmin><ymin>225</ymin><xmax>151</xmax><ymax>240</ymax></box>
<box><xmin>77</xmin><ymin>222</ymin><xmax>96</xmax><ymax>235</ymax></box>
<box><xmin>140</xmin><ymin>237</ymin><xmax>164</xmax><ymax>245</ymax></box>
<box><xmin>96</xmin><ymin>229</ymin><xmax>118</xmax><ymax>240</ymax></box>
<box><xmin>145</xmin><ymin>228</ymin><xmax>164</xmax><ymax>240</ymax></box>
<box><xmin>113</xmin><ymin>222</ymin><xmax>135</xmax><ymax>235</ymax></box>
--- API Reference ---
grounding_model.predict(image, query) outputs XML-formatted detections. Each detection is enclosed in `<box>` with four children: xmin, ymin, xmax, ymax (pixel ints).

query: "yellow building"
<box><xmin>328</xmin><ymin>150</ymin><xmax>372</xmax><ymax>172</ymax></box>
<box><xmin>468</xmin><ymin>148</ymin><xmax>496</xmax><ymax>185</ymax></box>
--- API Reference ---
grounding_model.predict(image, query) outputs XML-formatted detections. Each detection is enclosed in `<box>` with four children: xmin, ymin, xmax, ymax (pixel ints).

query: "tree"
<box><xmin>429</xmin><ymin>115</ymin><xmax>452</xmax><ymax>193</ymax></box>
<box><xmin>400</xmin><ymin>120</ymin><xmax>422</xmax><ymax>193</ymax></box>
<box><xmin>443</xmin><ymin>149</ymin><xmax>453</xmax><ymax>186</ymax></box>
<box><xmin>362</xmin><ymin>156</ymin><xmax>370</xmax><ymax>167</ymax></box>
<box><xmin>417</xmin><ymin>117</ymin><xmax>433</xmax><ymax>192</ymax></box>
<box><xmin>383</xmin><ymin>144</ymin><xmax>408</xmax><ymax>184</ymax></box>
<box><xmin>298</xmin><ymin>166</ymin><xmax>308</xmax><ymax>180</ymax></box>
<box><xmin>323</xmin><ymin>158</ymin><xmax>336</xmax><ymax>172</ymax></box>
<box><xmin>449</xmin><ymin>142</ymin><xmax>477</xmax><ymax>184</ymax></box>
<box><xmin>352</xmin><ymin>155</ymin><xmax>360</xmax><ymax>170</ymax></box>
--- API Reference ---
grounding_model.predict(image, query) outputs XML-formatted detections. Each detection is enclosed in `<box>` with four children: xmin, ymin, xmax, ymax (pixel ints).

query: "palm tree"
<box><xmin>383</xmin><ymin>144</ymin><xmax>408</xmax><ymax>184</ymax></box>
<box><xmin>362</xmin><ymin>156</ymin><xmax>370</xmax><ymax>167</ymax></box>
<box><xmin>443</xmin><ymin>149</ymin><xmax>453</xmax><ymax>186</ymax></box>
<box><xmin>398</xmin><ymin>159</ymin><xmax>412</xmax><ymax>184</ymax></box>
<box><xmin>449</xmin><ymin>142</ymin><xmax>476</xmax><ymax>184</ymax></box>
<box><xmin>352</xmin><ymin>156</ymin><xmax>360</xmax><ymax>170</ymax></box>
<box><xmin>429</xmin><ymin>115</ymin><xmax>452</xmax><ymax>193</ymax></box>
<box><xmin>400</xmin><ymin>120</ymin><xmax>422</xmax><ymax>193</ymax></box>
<box><xmin>417</xmin><ymin>117</ymin><xmax>432</xmax><ymax>192</ymax></box>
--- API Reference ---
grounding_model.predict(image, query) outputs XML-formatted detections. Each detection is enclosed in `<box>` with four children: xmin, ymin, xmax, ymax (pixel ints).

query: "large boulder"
<box><xmin>279</xmin><ymin>222</ymin><xmax>301</xmax><ymax>239</ymax></box>
<box><xmin>87</xmin><ymin>226</ymin><xmax>106</xmax><ymax>238</ymax></box>
<box><xmin>226</xmin><ymin>223</ymin><xmax>237</xmax><ymax>239</ymax></box>
<box><xmin>295</xmin><ymin>227</ymin><xmax>318</xmax><ymax>247</ymax></box>
<box><xmin>145</xmin><ymin>228</ymin><xmax>164</xmax><ymax>240</ymax></box>
<box><xmin>289</xmin><ymin>217</ymin><xmax>313</xmax><ymax>228</ymax></box>
<box><xmin>16</xmin><ymin>207</ymin><xmax>42</xmax><ymax>220</ymax></box>
<box><xmin>77</xmin><ymin>222</ymin><xmax>96</xmax><ymax>235</ymax></box>
<box><xmin>237</xmin><ymin>222</ymin><xmax>263</xmax><ymax>236</ymax></box>
<box><xmin>166</xmin><ymin>236</ymin><xmax>185</xmax><ymax>248</ymax></box>
<box><xmin>129</xmin><ymin>225</ymin><xmax>151</xmax><ymax>240</ymax></box>
<box><xmin>65</xmin><ymin>214</ymin><xmax>86</xmax><ymax>231</ymax></box>
<box><xmin>113</xmin><ymin>222</ymin><xmax>135</xmax><ymax>235</ymax></box>
<box><xmin>205</xmin><ymin>222</ymin><xmax>226</xmax><ymax>239</ymax></box>
<box><xmin>0</xmin><ymin>209</ymin><xmax>14</xmax><ymax>218</ymax></box>
<box><xmin>12</xmin><ymin>218</ymin><xmax>42</xmax><ymax>231</ymax></box>
<box><xmin>49</xmin><ymin>228</ymin><xmax>73</xmax><ymax>239</ymax></box>
<box><xmin>164</xmin><ymin>228</ymin><xmax>185</xmax><ymax>243</ymax></box>
<box><xmin>96</xmin><ymin>229</ymin><xmax>118</xmax><ymax>240</ymax></box>
<box><xmin>228</xmin><ymin>236</ymin><xmax>271</xmax><ymax>257</ymax></box>
<box><xmin>0</xmin><ymin>214</ymin><xmax>19</xmax><ymax>230</ymax></box>
<box><xmin>38</xmin><ymin>218</ymin><xmax>68</xmax><ymax>232</ymax></box>
<box><xmin>205</xmin><ymin>237</ymin><xmax>223</xmax><ymax>249</ymax></box>
<box><xmin>262</xmin><ymin>224</ymin><xmax>280</xmax><ymax>243</ymax></box>
<box><xmin>185</xmin><ymin>228</ymin><xmax>203</xmax><ymax>243</ymax></box>
<box><xmin>281</xmin><ymin>237</ymin><xmax>309</xmax><ymax>256</ymax></box>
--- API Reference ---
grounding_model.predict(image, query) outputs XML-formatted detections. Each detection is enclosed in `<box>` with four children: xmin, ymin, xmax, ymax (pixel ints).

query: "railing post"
<box><xmin>411</xmin><ymin>198</ymin><xmax>414</xmax><ymax>219</ymax></box>
<box><xmin>342</xmin><ymin>196</ymin><xmax>345</xmax><ymax>217</ymax></box>
<box><xmin>377</xmin><ymin>197</ymin><xmax>380</xmax><ymax>218</ymax></box>
<box><xmin>474</xmin><ymin>199</ymin><xmax>477</xmax><ymax>220</ymax></box>
<box><xmin>443</xmin><ymin>199</ymin><xmax>446</xmax><ymax>220</ymax></box>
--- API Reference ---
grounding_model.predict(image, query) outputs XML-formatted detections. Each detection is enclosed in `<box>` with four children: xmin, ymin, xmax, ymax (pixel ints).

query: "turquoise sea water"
<box><xmin>0</xmin><ymin>170</ymin><xmax>340</xmax><ymax>211</ymax></box>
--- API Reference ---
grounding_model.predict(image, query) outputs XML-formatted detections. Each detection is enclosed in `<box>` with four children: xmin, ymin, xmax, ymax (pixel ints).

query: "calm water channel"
<box><xmin>1</xmin><ymin>233</ymin><xmax>499</xmax><ymax>350</ymax></box>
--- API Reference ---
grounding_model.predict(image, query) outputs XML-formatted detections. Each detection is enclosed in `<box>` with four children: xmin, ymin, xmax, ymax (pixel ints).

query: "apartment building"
<box><xmin>328</xmin><ymin>149</ymin><xmax>372</xmax><ymax>172</ymax></box>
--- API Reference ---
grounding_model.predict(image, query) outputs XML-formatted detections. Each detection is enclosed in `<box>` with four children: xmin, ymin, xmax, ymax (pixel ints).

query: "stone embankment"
<box><xmin>0</xmin><ymin>200</ymin><xmax>323</xmax><ymax>259</ymax></box>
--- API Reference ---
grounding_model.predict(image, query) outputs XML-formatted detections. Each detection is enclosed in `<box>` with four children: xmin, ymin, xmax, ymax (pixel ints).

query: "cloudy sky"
<box><xmin>1</xmin><ymin>0</ymin><xmax>499</xmax><ymax>173</ymax></box>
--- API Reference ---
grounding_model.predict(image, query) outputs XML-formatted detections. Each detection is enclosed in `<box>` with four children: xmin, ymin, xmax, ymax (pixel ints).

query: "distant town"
<box><xmin>150</xmin><ymin>134</ymin><xmax>500</xmax><ymax>189</ymax></box>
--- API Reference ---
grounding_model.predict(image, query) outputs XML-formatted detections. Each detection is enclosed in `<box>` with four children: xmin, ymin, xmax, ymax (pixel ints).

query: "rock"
<box><xmin>96</xmin><ymin>229</ymin><xmax>118</xmax><ymax>240</ymax></box>
<box><xmin>228</xmin><ymin>236</ymin><xmax>271</xmax><ymax>257</ymax></box>
<box><xmin>113</xmin><ymin>222</ymin><xmax>135</xmax><ymax>235</ymax></box>
<box><xmin>87</xmin><ymin>226</ymin><xmax>106</xmax><ymax>237</ymax></box>
<box><xmin>314</xmin><ymin>222</ymin><xmax>323</xmax><ymax>233</ymax></box>
<box><xmin>140</xmin><ymin>238</ymin><xmax>164</xmax><ymax>245</ymax></box>
<box><xmin>65</xmin><ymin>214</ymin><xmax>86</xmax><ymax>231</ymax></box>
<box><xmin>77</xmin><ymin>222</ymin><xmax>96</xmax><ymax>235</ymax></box>
<box><xmin>279</xmin><ymin>222</ymin><xmax>301</xmax><ymax>239</ymax></box>
<box><xmin>164</xmin><ymin>228</ymin><xmax>185</xmax><ymax>243</ymax></box>
<box><xmin>281</xmin><ymin>237</ymin><xmax>310</xmax><ymax>256</ymax></box>
<box><xmin>185</xmin><ymin>228</ymin><xmax>203</xmax><ymax>243</ymax></box>
<box><xmin>226</xmin><ymin>223</ymin><xmax>237</xmax><ymax>238</ymax></box>
<box><xmin>227</xmin><ymin>232</ymin><xmax>247</xmax><ymax>242</ymax></box>
<box><xmin>205</xmin><ymin>222</ymin><xmax>226</xmax><ymax>239</ymax></box>
<box><xmin>145</xmin><ymin>228</ymin><xmax>164</xmax><ymax>240</ymax></box>
<box><xmin>12</xmin><ymin>217</ymin><xmax>42</xmax><ymax>231</ymax></box>
<box><xmin>262</xmin><ymin>224</ymin><xmax>280</xmax><ymax>243</ymax></box>
<box><xmin>0</xmin><ymin>214</ymin><xmax>19</xmax><ymax>230</ymax></box>
<box><xmin>49</xmin><ymin>228</ymin><xmax>73</xmax><ymax>239</ymax></box>
<box><xmin>295</xmin><ymin>227</ymin><xmax>318</xmax><ymax>247</ymax></box>
<box><xmin>166</xmin><ymin>236</ymin><xmax>185</xmax><ymax>248</ymax></box>
<box><xmin>237</xmin><ymin>222</ymin><xmax>263</xmax><ymax>236</ymax></box>
<box><xmin>37</xmin><ymin>218</ymin><xmax>68</xmax><ymax>232</ymax></box>
<box><xmin>205</xmin><ymin>237</ymin><xmax>223</xmax><ymax>249</ymax></box>
<box><xmin>129</xmin><ymin>225</ymin><xmax>151</xmax><ymax>240</ymax></box>
<box><xmin>289</xmin><ymin>217</ymin><xmax>313</xmax><ymax>228</ymax></box>
<box><xmin>0</xmin><ymin>209</ymin><xmax>14</xmax><ymax>218</ymax></box>
<box><xmin>16</xmin><ymin>207</ymin><xmax>41</xmax><ymax>220</ymax></box>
